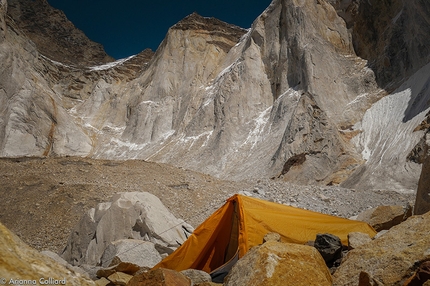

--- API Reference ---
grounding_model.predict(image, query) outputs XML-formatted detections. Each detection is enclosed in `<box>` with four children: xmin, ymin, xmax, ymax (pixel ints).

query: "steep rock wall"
<box><xmin>0</xmin><ymin>11</ymin><xmax>92</xmax><ymax>157</ymax></box>
<box><xmin>0</xmin><ymin>0</ymin><xmax>429</xmax><ymax>190</ymax></box>
<box><xmin>351</xmin><ymin>0</ymin><xmax>430</xmax><ymax>90</ymax></box>
<box><xmin>89</xmin><ymin>0</ymin><xmax>382</xmax><ymax>182</ymax></box>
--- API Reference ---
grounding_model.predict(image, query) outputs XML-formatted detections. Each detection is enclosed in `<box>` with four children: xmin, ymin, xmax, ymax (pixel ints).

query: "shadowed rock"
<box><xmin>415</xmin><ymin>141</ymin><xmax>430</xmax><ymax>215</ymax></box>
<box><xmin>314</xmin><ymin>233</ymin><xmax>343</xmax><ymax>265</ymax></box>
<box><xmin>7</xmin><ymin>0</ymin><xmax>113</xmax><ymax>66</ymax></box>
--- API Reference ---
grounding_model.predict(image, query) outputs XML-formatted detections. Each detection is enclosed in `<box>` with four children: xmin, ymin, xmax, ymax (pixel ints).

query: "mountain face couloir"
<box><xmin>0</xmin><ymin>0</ymin><xmax>429</xmax><ymax>190</ymax></box>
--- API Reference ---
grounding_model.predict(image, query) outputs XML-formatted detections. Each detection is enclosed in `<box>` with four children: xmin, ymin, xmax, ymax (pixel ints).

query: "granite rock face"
<box><xmin>0</xmin><ymin>2</ymin><xmax>93</xmax><ymax>158</ymax></box>
<box><xmin>0</xmin><ymin>0</ymin><xmax>6</xmax><ymax>42</ymax></box>
<box><xmin>0</xmin><ymin>0</ymin><xmax>429</xmax><ymax>189</ymax></box>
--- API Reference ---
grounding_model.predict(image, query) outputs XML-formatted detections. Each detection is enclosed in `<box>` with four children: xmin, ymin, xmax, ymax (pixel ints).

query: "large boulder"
<box><xmin>333</xmin><ymin>211</ymin><xmax>430</xmax><ymax>285</ymax></box>
<box><xmin>100</xmin><ymin>239</ymin><xmax>162</xmax><ymax>268</ymax></box>
<box><xmin>0</xmin><ymin>222</ymin><xmax>94</xmax><ymax>286</ymax></box>
<box><xmin>356</xmin><ymin>205</ymin><xmax>411</xmax><ymax>231</ymax></box>
<box><xmin>61</xmin><ymin>192</ymin><xmax>193</xmax><ymax>266</ymax></box>
<box><xmin>224</xmin><ymin>241</ymin><xmax>332</xmax><ymax>286</ymax></box>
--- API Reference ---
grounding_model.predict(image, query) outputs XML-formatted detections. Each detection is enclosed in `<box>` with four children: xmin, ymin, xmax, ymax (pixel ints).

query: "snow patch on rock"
<box><xmin>242</xmin><ymin>106</ymin><xmax>272</xmax><ymax>149</ymax></box>
<box><xmin>89</xmin><ymin>55</ymin><xmax>136</xmax><ymax>71</ymax></box>
<box><xmin>353</xmin><ymin>63</ymin><xmax>430</xmax><ymax>163</ymax></box>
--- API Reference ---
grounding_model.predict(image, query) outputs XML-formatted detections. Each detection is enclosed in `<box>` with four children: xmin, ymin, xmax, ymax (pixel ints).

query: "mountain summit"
<box><xmin>0</xmin><ymin>0</ymin><xmax>429</xmax><ymax>190</ymax></box>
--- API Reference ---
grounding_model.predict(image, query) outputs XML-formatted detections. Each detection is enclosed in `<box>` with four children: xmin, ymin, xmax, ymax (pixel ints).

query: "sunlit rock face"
<box><xmin>85</xmin><ymin>0</ymin><xmax>381</xmax><ymax>184</ymax></box>
<box><xmin>0</xmin><ymin>3</ymin><xmax>92</xmax><ymax>157</ymax></box>
<box><xmin>0</xmin><ymin>222</ymin><xmax>94</xmax><ymax>286</ymax></box>
<box><xmin>0</xmin><ymin>0</ymin><xmax>429</xmax><ymax>189</ymax></box>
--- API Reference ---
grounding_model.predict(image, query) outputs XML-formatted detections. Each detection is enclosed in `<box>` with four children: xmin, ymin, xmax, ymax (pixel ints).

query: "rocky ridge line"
<box><xmin>7</xmin><ymin>0</ymin><xmax>114</xmax><ymax>66</ymax></box>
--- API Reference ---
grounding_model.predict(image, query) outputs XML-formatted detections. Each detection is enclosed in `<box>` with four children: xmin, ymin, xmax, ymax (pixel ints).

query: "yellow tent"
<box><xmin>154</xmin><ymin>194</ymin><xmax>376</xmax><ymax>278</ymax></box>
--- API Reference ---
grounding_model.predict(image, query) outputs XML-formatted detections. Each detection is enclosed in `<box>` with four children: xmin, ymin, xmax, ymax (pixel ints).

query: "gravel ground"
<box><xmin>238</xmin><ymin>179</ymin><xmax>415</xmax><ymax>218</ymax></box>
<box><xmin>0</xmin><ymin>157</ymin><xmax>416</xmax><ymax>254</ymax></box>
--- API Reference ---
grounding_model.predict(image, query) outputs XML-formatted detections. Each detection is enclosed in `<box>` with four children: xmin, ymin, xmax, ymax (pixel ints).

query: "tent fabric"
<box><xmin>153</xmin><ymin>194</ymin><xmax>376</xmax><ymax>273</ymax></box>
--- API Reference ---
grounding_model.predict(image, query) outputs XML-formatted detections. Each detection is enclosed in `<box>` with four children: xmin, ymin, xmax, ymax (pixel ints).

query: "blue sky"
<box><xmin>47</xmin><ymin>0</ymin><xmax>272</xmax><ymax>59</ymax></box>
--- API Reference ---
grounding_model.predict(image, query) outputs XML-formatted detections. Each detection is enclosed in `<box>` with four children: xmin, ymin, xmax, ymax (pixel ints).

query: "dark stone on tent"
<box><xmin>314</xmin><ymin>233</ymin><xmax>343</xmax><ymax>266</ymax></box>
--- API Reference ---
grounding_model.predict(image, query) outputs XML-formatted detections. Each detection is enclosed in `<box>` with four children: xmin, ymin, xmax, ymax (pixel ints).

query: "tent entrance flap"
<box><xmin>210</xmin><ymin>250</ymin><xmax>239</xmax><ymax>283</ymax></box>
<box><xmin>223</xmin><ymin>200</ymin><xmax>239</xmax><ymax>263</ymax></box>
